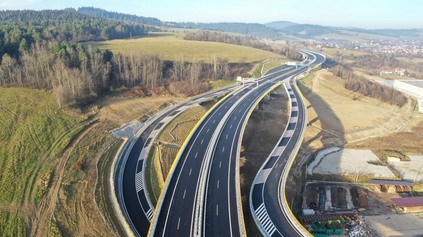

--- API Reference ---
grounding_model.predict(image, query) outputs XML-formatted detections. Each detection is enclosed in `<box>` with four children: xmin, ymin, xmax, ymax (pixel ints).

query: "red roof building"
<box><xmin>391</xmin><ymin>197</ymin><xmax>423</xmax><ymax>212</ymax></box>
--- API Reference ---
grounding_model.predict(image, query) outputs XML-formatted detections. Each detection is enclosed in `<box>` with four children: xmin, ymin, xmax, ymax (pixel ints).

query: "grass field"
<box><xmin>321</xmin><ymin>47</ymin><xmax>369</xmax><ymax>57</ymax></box>
<box><xmin>89</xmin><ymin>34</ymin><xmax>281</xmax><ymax>63</ymax></box>
<box><xmin>209</xmin><ymin>79</ymin><xmax>237</xmax><ymax>90</ymax></box>
<box><xmin>251</xmin><ymin>58</ymin><xmax>288</xmax><ymax>78</ymax></box>
<box><xmin>0</xmin><ymin>87</ymin><xmax>83</xmax><ymax>236</ymax></box>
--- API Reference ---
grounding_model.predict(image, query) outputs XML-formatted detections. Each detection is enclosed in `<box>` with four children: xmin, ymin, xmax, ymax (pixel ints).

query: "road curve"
<box><xmin>250</xmin><ymin>51</ymin><xmax>325</xmax><ymax>237</ymax></box>
<box><xmin>149</xmin><ymin>59</ymin><xmax>315</xmax><ymax>236</ymax></box>
<box><xmin>115</xmin><ymin>86</ymin><xmax>236</xmax><ymax>237</ymax></box>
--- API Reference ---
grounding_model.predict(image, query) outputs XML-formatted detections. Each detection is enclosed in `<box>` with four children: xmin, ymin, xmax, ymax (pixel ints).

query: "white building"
<box><xmin>393</xmin><ymin>80</ymin><xmax>423</xmax><ymax>113</ymax></box>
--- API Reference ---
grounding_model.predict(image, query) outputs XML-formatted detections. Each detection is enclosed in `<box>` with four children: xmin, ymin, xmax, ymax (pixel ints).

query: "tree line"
<box><xmin>184</xmin><ymin>30</ymin><xmax>303</xmax><ymax>60</ymax></box>
<box><xmin>0</xmin><ymin>10</ymin><xmax>150</xmax><ymax>42</ymax></box>
<box><xmin>332</xmin><ymin>65</ymin><xmax>408</xmax><ymax>107</ymax></box>
<box><xmin>76</xmin><ymin>7</ymin><xmax>163</xmax><ymax>26</ymax></box>
<box><xmin>0</xmin><ymin>10</ymin><xmax>243</xmax><ymax>108</ymax></box>
<box><xmin>0</xmin><ymin>38</ymin><xmax>235</xmax><ymax>108</ymax></box>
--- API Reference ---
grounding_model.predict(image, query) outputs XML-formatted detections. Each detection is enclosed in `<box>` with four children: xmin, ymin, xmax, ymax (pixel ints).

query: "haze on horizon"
<box><xmin>0</xmin><ymin>0</ymin><xmax>421</xmax><ymax>29</ymax></box>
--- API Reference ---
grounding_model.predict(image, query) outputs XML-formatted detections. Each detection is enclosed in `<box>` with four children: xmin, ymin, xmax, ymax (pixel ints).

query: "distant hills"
<box><xmin>75</xmin><ymin>7</ymin><xmax>163</xmax><ymax>26</ymax></box>
<box><xmin>42</xmin><ymin>7</ymin><xmax>423</xmax><ymax>40</ymax></box>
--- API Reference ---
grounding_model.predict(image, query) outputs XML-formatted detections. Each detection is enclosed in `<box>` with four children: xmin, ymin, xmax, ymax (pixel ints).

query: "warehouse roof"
<box><xmin>391</xmin><ymin>197</ymin><xmax>423</xmax><ymax>207</ymax></box>
<box><xmin>370</xmin><ymin>179</ymin><xmax>413</xmax><ymax>186</ymax></box>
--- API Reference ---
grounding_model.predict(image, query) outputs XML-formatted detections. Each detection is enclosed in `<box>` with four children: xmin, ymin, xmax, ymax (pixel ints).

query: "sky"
<box><xmin>0</xmin><ymin>0</ymin><xmax>422</xmax><ymax>29</ymax></box>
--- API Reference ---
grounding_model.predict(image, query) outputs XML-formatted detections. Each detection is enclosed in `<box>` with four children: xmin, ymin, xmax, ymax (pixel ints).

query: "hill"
<box><xmin>90</xmin><ymin>33</ymin><xmax>283</xmax><ymax>63</ymax></box>
<box><xmin>278</xmin><ymin>24</ymin><xmax>337</xmax><ymax>38</ymax></box>
<box><xmin>0</xmin><ymin>9</ymin><xmax>149</xmax><ymax>42</ymax></box>
<box><xmin>170</xmin><ymin>22</ymin><xmax>280</xmax><ymax>39</ymax></box>
<box><xmin>76</xmin><ymin>7</ymin><xmax>163</xmax><ymax>26</ymax></box>
<box><xmin>265</xmin><ymin>21</ymin><xmax>298</xmax><ymax>30</ymax></box>
<box><xmin>0</xmin><ymin>87</ymin><xmax>83</xmax><ymax>236</ymax></box>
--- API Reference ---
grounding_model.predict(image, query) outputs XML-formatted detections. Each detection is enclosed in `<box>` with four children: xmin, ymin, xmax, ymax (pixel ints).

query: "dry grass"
<box><xmin>321</xmin><ymin>47</ymin><xmax>369</xmax><ymax>57</ymax></box>
<box><xmin>352</xmin><ymin>120</ymin><xmax>423</xmax><ymax>154</ymax></box>
<box><xmin>89</xmin><ymin>34</ymin><xmax>281</xmax><ymax>63</ymax></box>
<box><xmin>300</xmin><ymin>69</ymin><xmax>417</xmax><ymax>146</ymax></box>
<box><xmin>0</xmin><ymin>87</ymin><xmax>83</xmax><ymax>236</ymax></box>
<box><xmin>98</xmin><ymin>96</ymin><xmax>181</xmax><ymax>126</ymax></box>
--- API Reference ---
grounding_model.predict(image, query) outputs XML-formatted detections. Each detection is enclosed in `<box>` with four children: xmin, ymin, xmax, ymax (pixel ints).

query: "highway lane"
<box><xmin>203</xmin><ymin>67</ymin><xmax>298</xmax><ymax>236</ymax></box>
<box><xmin>150</xmin><ymin>86</ymin><xmax>253</xmax><ymax>237</ymax></box>
<box><xmin>118</xmin><ymin>87</ymin><xmax>235</xmax><ymax>237</ymax></box>
<box><xmin>250</xmin><ymin>51</ymin><xmax>325</xmax><ymax>237</ymax></box>
<box><xmin>149</xmin><ymin>65</ymin><xmax>301</xmax><ymax>237</ymax></box>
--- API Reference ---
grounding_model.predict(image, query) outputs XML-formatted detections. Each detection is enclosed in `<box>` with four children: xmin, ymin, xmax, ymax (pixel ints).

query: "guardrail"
<box><xmin>111</xmin><ymin>84</ymin><xmax>238</xmax><ymax>237</ymax></box>
<box><xmin>195</xmin><ymin>86</ymin><xmax>252</xmax><ymax>236</ymax></box>
<box><xmin>147</xmin><ymin>85</ymin><xmax>243</xmax><ymax>236</ymax></box>
<box><xmin>249</xmin><ymin>51</ymin><xmax>325</xmax><ymax>237</ymax></box>
<box><xmin>276</xmin><ymin>52</ymin><xmax>326</xmax><ymax>236</ymax></box>
<box><xmin>237</xmin><ymin>80</ymin><xmax>286</xmax><ymax>236</ymax></box>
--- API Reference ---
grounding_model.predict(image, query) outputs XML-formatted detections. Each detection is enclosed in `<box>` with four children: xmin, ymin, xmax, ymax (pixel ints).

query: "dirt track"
<box><xmin>29</xmin><ymin>120</ymin><xmax>99</xmax><ymax>237</ymax></box>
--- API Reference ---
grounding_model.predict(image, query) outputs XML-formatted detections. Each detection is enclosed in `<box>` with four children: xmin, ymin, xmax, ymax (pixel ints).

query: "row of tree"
<box><xmin>332</xmin><ymin>65</ymin><xmax>408</xmax><ymax>107</ymax></box>
<box><xmin>0</xmin><ymin>39</ymin><xmax>236</xmax><ymax>107</ymax></box>
<box><xmin>184</xmin><ymin>30</ymin><xmax>303</xmax><ymax>60</ymax></box>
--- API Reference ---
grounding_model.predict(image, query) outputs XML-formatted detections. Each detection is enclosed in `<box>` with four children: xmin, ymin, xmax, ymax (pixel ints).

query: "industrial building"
<box><xmin>393</xmin><ymin>80</ymin><xmax>423</xmax><ymax>112</ymax></box>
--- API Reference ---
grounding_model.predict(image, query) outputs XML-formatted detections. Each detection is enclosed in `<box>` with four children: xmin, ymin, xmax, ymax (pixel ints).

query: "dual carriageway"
<box><xmin>114</xmin><ymin>51</ymin><xmax>325</xmax><ymax>237</ymax></box>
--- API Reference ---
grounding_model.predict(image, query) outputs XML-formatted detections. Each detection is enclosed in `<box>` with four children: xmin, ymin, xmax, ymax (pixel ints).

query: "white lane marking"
<box><xmin>201</xmin><ymin>139</ymin><xmax>204</xmax><ymax>144</ymax></box>
<box><xmin>230</xmin><ymin>125</ymin><xmax>232</xmax><ymax>129</ymax></box>
<box><xmin>219</xmin><ymin>161</ymin><xmax>222</xmax><ymax>168</ymax></box>
<box><xmin>195</xmin><ymin>151</ymin><xmax>198</xmax><ymax>158</ymax></box>
<box><xmin>189</xmin><ymin>169</ymin><xmax>192</xmax><ymax>176</ymax></box>
<box><xmin>213</xmin><ymin>119</ymin><xmax>216</xmax><ymax>124</ymax></box>
<box><xmin>146</xmin><ymin>209</ymin><xmax>153</xmax><ymax>220</ymax></box>
<box><xmin>234</xmin><ymin>116</ymin><xmax>237</xmax><ymax>120</ymax></box>
<box><xmin>216</xmin><ymin>205</ymin><xmax>219</xmax><ymax>216</ymax></box>
<box><xmin>225</xmin><ymin>134</ymin><xmax>228</xmax><ymax>140</ymax></box>
<box><xmin>222</xmin><ymin>146</ymin><xmax>225</xmax><ymax>152</ymax></box>
<box><xmin>254</xmin><ymin>203</ymin><xmax>276</xmax><ymax>235</ymax></box>
<box><xmin>135</xmin><ymin>171</ymin><xmax>143</xmax><ymax>192</ymax></box>
<box><xmin>183</xmin><ymin>189</ymin><xmax>186</xmax><ymax>199</ymax></box>
<box><xmin>177</xmin><ymin>217</ymin><xmax>181</xmax><ymax>230</ymax></box>
<box><xmin>207</xmin><ymin>128</ymin><xmax>210</xmax><ymax>133</ymax></box>
<box><xmin>217</xmin><ymin>180</ymin><xmax>220</xmax><ymax>189</ymax></box>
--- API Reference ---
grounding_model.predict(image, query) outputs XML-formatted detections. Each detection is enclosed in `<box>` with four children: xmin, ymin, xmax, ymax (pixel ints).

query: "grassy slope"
<box><xmin>0</xmin><ymin>88</ymin><xmax>82</xmax><ymax>236</ymax></box>
<box><xmin>89</xmin><ymin>34</ymin><xmax>282</xmax><ymax>63</ymax></box>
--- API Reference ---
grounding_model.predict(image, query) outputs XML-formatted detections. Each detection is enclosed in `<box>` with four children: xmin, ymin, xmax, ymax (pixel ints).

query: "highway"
<box><xmin>116</xmin><ymin>86</ymin><xmax>235</xmax><ymax>237</ymax></box>
<box><xmin>118</xmin><ymin>50</ymin><xmax>325</xmax><ymax>237</ymax></box>
<box><xmin>250</xmin><ymin>51</ymin><xmax>325</xmax><ymax>237</ymax></box>
<box><xmin>203</xmin><ymin>67</ymin><xmax>302</xmax><ymax>237</ymax></box>
<box><xmin>149</xmin><ymin>57</ymin><xmax>316</xmax><ymax>236</ymax></box>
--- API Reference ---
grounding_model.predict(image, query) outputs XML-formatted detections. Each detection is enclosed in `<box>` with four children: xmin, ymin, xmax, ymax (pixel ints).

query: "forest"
<box><xmin>184</xmin><ymin>30</ymin><xmax>303</xmax><ymax>60</ymax></box>
<box><xmin>0</xmin><ymin>10</ymin><xmax>308</xmax><ymax>109</ymax></box>
<box><xmin>0</xmin><ymin>10</ymin><xmax>245</xmax><ymax>108</ymax></box>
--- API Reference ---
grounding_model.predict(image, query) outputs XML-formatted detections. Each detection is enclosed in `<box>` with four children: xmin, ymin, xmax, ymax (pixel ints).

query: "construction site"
<box><xmin>301</xmin><ymin>183</ymin><xmax>376</xmax><ymax>236</ymax></box>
